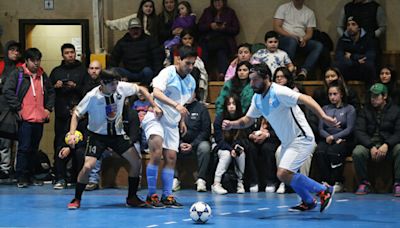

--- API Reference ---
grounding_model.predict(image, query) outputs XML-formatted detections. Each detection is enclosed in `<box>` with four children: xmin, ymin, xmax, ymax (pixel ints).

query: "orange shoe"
<box><xmin>68</xmin><ymin>198</ymin><xmax>81</xmax><ymax>210</ymax></box>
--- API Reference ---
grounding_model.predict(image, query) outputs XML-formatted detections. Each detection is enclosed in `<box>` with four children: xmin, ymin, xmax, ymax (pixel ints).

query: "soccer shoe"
<box><xmin>126</xmin><ymin>196</ymin><xmax>146</xmax><ymax>208</ymax></box>
<box><xmin>172</xmin><ymin>178</ymin><xmax>181</xmax><ymax>192</ymax></box>
<box><xmin>145</xmin><ymin>194</ymin><xmax>166</xmax><ymax>209</ymax></box>
<box><xmin>319</xmin><ymin>183</ymin><xmax>334</xmax><ymax>213</ymax></box>
<box><xmin>68</xmin><ymin>198</ymin><xmax>81</xmax><ymax>209</ymax></box>
<box><xmin>288</xmin><ymin>199</ymin><xmax>317</xmax><ymax>212</ymax></box>
<box><xmin>161</xmin><ymin>195</ymin><xmax>183</xmax><ymax>209</ymax></box>
<box><xmin>211</xmin><ymin>183</ymin><xmax>227</xmax><ymax>195</ymax></box>
<box><xmin>196</xmin><ymin>178</ymin><xmax>207</xmax><ymax>192</ymax></box>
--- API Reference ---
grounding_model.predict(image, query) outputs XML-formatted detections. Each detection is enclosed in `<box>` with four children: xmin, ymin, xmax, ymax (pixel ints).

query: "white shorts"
<box><xmin>142</xmin><ymin>112</ymin><xmax>179</xmax><ymax>152</ymax></box>
<box><xmin>279</xmin><ymin>136</ymin><xmax>315</xmax><ymax>173</ymax></box>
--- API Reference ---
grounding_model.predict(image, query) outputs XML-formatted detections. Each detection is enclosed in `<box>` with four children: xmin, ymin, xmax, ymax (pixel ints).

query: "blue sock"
<box><xmin>146</xmin><ymin>164</ymin><xmax>158</xmax><ymax>196</ymax></box>
<box><xmin>290</xmin><ymin>173</ymin><xmax>326</xmax><ymax>204</ymax></box>
<box><xmin>161</xmin><ymin>168</ymin><xmax>175</xmax><ymax>197</ymax></box>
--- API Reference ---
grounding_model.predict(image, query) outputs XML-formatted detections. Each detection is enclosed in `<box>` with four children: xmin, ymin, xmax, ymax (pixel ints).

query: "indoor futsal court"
<box><xmin>1</xmin><ymin>185</ymin><xmax>399</xmax><ymax>227</ymax></box>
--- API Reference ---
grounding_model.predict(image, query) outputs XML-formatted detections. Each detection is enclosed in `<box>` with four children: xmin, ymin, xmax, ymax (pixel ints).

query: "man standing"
<box><xmin>3</xmin><ymin>48</ymin><xmax>55</xmax><ymax>187</ymax></box>
<box><xmin>142</xmin><ymin>46</ymin><xmax>197</xmax><ymax>208</ymax></box>
<box><xmin>222</xmin><ymin>63</ymin><xmax>336</xmax><ymax>212</ymax></box>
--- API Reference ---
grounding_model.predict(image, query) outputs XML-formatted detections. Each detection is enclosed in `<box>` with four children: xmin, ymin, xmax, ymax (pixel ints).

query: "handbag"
<box><xmin>0</xmin><ymin>69</ymin><xmax>23</xmax><ymax>140</ymax></box>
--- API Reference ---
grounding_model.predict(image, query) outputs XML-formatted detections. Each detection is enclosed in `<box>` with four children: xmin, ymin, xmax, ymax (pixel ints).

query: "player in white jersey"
<box><xmin>222</xmin><ymin>63</ymin><xmax>337</xmax><ymax>213</ymax></box>
<box><xmin>142</xmin><ymin>46</ymin><xmax>197</xmax><ymax>208</ymax></box>
<box><xmin>66</xmin><ymin>69</ymin><xmax>161</xmax><ymax>209</ymax></box>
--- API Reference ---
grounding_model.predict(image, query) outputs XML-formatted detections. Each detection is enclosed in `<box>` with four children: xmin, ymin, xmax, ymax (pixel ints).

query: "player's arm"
<box><xmin>222</xmin><ymin>116</ymin><xmax>255</xmax><ymax>130</ymax></box>
<box><xmin>138</xmin><ymin>85</ymin><xmax>160</xmax><ymax>110</ymax></box>
<box><xmin>297</xmin><ymin>94</ymin><xmax>337</xmax><ymax>126</ymax></box>
<box><xmin>153</xmin><ymin>87</ymin><xmax>189</xmax><ymax>116</ymax></box>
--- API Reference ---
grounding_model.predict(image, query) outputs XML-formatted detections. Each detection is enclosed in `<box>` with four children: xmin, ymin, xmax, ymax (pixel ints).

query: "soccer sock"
<box><xmin>161</xmin><ymin>168</ymin><xmax>175</xmax><ymax>197</ymax></box>
<box><xmin>290</xmin><ymin>173</ymin><xmax>325</xmax><ymax>204</ymax></box>
<box><xmin>146</xmin><ymin>164</ymin><xmax>158</xmax><ymax>196</ymax></box>
<box><xmin>75</xmin><ymin>182</ymin><xmax>87</xmax><ymax>200</ymax></box>
<box><xmin>128</xmin><ymin>177</ymin><xmax>140</xmax><ymax>199</ymax></box>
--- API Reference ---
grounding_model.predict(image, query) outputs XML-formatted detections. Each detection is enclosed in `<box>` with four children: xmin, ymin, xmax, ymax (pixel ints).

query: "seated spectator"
<box><xmin>334</xmin><ymin>16</ymin><xmax>376</xmax><ymax>84</ymax></box>
<box><xmin>105</xmin><ymin>0</ymin><xmax>160</xmax><ymax>43</ymax></box>
<box><xmin>251</xmin><ymin>31</ymin><xmax>295</xmax><ymax>77</ymax></box>
<box><xmin>273</xmin><ymin>0</ymin><xmax>323</xmax><ymax>79</ymax></box>
<box><xmin>158</xmin><ymin>0</ymin><xmax>178</xmax><ymax>45</ymax></box>
<box><xmin>246</xmin><ymin>117</ymin><xmax>280</xmax><ymax>192</ymax></box>
<box><xmin>225</xmin><ymin>43</ymin><xmax>252</xmax><ymax>81</ymax></box>
<box><xmin>198</xmin><ymin>0</ymin><xmax>240</xmax><ymax>80</ymax></box>
<box><xmin>172</xmin><ymin>89</ymin><xmax>211</xmax><ymax>192</ymax></box>
<box><xmin>352</xmin><ymin>83</ymin><xmax>400</xmax><ymax>197</ymax></box>
<box><xmin>133</xmin><ymin>91</ymin><xmax>151</xmax><ymax>152</ymax></box>
<box><xmin>377</xmin><ymin>65</ymin><xmax>399</xmax><ymax>106</ymax></box>
<box><xmin>314</xmin><ymin>81</ymin><xmax>356</xmax><ymax>193</ymax></box>
<box><xmin>212</xmin><ymin>95</ymin><xmax>248</xmax><ymax>194</ymax></box>
<box><xmin>215</xmin><ymin>61</ymin><xmax>253</xmax><ymax>115</ymax></box>
<box><xmin>109</xmin><ymin>17</ymin><xmax>163</xmax><ymax>86</ymax></box>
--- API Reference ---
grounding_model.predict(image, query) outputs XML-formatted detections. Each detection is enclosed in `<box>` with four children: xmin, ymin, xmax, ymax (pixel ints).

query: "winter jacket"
<box><xmin>181</xmin><ymin>100</ymin><xmax>211</xmax><ymax>149</ymax></box>
<box><xmin>215</xmin><ymin>80</ymin><xmax>254</xmax><ymax>115</ymax></box>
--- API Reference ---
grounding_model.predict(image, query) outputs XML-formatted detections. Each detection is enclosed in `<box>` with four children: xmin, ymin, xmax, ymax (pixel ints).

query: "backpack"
<box><xmin>34</xmin><ymin>150</ymin><xmax>54</xmax><ymax>181</ymax></box>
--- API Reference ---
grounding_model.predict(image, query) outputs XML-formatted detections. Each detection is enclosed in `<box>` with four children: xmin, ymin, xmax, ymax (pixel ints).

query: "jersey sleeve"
<box><xmin>246</xmin><ymin>96</ymin><xmax>262</xmax><ymax>118</ymax></box>
<box><xmin>152</xmin><ymin>68</ymin><xmax>170</xmax><ymax>92</ymax></box>
<box><xmin>277</xmin><ymin>85</ymin><xmax>301</xmax><ymax>107</ymax></box>
<box><xmin>75</xmin><ymin>92</ymin><xmax>91</xmax><ymax>118</ymax></box>
<box><xmin>119</xmin><ymin>81</ymin><xmax>139</xmax><ymax>97</ymax></box>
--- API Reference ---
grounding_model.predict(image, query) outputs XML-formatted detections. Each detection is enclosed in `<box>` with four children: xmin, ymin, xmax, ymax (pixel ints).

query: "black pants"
<box><xmin>54</xmin><ymin>146</ymin><xmax>85</xmax><ymax>183</ymax></box>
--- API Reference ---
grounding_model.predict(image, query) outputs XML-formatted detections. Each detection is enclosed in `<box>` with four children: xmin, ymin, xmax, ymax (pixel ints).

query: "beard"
<box><xmin>252</xmin><ymin>82</ymin><xmax>267</xmax><ymax>94</ymax></box>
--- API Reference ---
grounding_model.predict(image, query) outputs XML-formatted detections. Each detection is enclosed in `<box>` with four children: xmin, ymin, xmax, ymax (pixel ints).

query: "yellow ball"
<box><xmin>65</xmin><ymin>130</ymin><xmax>84</xmax><ymax>144</ymax></box>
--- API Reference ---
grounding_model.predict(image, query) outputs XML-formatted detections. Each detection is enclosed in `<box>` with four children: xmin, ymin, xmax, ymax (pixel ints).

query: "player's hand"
<box><xmin>67</xmin><ymin>132</ymin><xmax>77</xmax><ymax>149</ymax></box>
<box><xmin>59</xmin><ymin>147</ymin><xmax>71</xmax><ymax>159</ymax></box>
<box><xmin>176</xmin><ymin>104</ymin><xmax>189</xmax><ymax>118</ymax></box>
<box><xmin>222</xmin><ymin>120</ymin><xmax>232</xmax><ymax>130</ymax></box>
<box><xmin>323</xmin><ymin>115</ymin><xmax>338</xmax><ymax>127</ymax></box>
<box><xmin>153</xmin><ymin>106</ymin><xmax>163</xmax><ymax>118</ymax></box>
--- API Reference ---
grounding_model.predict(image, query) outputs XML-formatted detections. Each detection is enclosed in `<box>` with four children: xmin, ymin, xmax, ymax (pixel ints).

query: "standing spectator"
<box><xmin>158</xmin><ymin>0</ymin><xmax>178</xmax><ymax>45</ymax></box>
<box><xmin>315</xmin><ymin>81</ymin><xmax>356</xmax><ymax>193</ymax></box>
<box><xmin>273</xmin><ymin>0</ymin><xmax>323</xmax><ymax>79</ymax></box>
<box><xmin>109</xmin><ymin>17</ymin><xmax>163</xmax><ymax>86</ymax></box>
<box><xmin>352</xmin><ymin>83</ymin><xmax>400</xmax><ymax>197</ymax></box>
<box><xmin>3</xmin><ymin>48</ymin><xmax>55</xmax><ymax>188</ymax></box>
<box><xmin>335</xmin><ymin>16</ymin><xmax>377</xmax><ymax>84</ymax></box>
<box><xmin>50</xmin><ymin>43</ymin><xmax>86</xmax><ymax>178</ymax></box>
<box><xmin>377</xmin><ymin>65</ymin><xmax>399</xmax><ymax>106</ymax></box>
<box><xmin>224</xmin><ymin>43</ymin><xmax>252</xmax><ymax>81</ymax></box>
<box><xmin>0</xmin><ymin>40</ymin><xmax>23</xmax><ymax>181</ymax></box>
<box><xmin>198</xmin><ymin>0</ymin><xmax>240</xmax><ymax>80</ymax></box>
<box><xmin>82</xmin><ymin>60</ymin><xmax>102</xmax><ymax>95</ymax></box>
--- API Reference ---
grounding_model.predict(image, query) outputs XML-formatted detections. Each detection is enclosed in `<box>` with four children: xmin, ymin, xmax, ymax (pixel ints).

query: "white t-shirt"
<box><xmin>246</xmin><ymin>83</ymin><xmax>314</xmax><ymax>146</ymax></box>
<box><xmin>75</xmin><ymin>82</ymin><xmax>139</xmax><ymax>135</ymax></box>
<box><xmin>152</xmin><ymin>65</ymin><xmax>196</xmax><ymax>125</ymax></box>
<box><xmin>274</xmin><ymin>2</ymin><xmax>316</xmax><ymax>38</ymax></box>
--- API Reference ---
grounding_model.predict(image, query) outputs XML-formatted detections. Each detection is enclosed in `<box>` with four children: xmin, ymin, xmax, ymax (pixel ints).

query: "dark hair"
<box><xmin>222</xmin><ymin>94</ymin><xmax>243</xmax><ymax>120</ymax></box>
<box><xmin>250</xmin><ymin>63</ymin><xmax>272</xmax><ymax>80</ymax></box>
<box><xmin>100</xmin><ymin>69</ymin><xmax>121</xmax><ymax>83</ymax></box>
<box><xmin>210</xmin><ymin>0</ymin><xmax>228</xmax><ymax>16</ymax></box>
<box><xmin>231</xmin><ymin>61</ymin><xmax>252</xmax><ymax>96</ymax></box>
<box><xmin>178</xmin><ymin>1</ymin><xmax>192</xmax><ymax>15</ymax></box>
<box><xmin>379</xmin><ymin>64</ymin><xmax>398</xmax><ymax>93</ymax></box>
<box><xmin>24</xmin><ymin>48</ymin><xmax>42</xmax><ymax>61</ymax></box>
<box><xmin>61</xmin><ymin>43</ymin><xmax>75</xmax><ymax>54</ymax></box>
<box><xmin>323</xmin><ymin>66</ymin><xmax>350</xmax><ymax>93</ymax></box>
<box><xmin>179</xmin><ymin>28</ymin><xmax>197</xmax><ymax>41</ymax></box>
<box><xmin>160</xmin><ymin>0</ymin><xmax>178</xmax><ymax>23</ymax></box>
<box><xmin>264</xmin><ymin>30</ymin><xmax>279</xmax><ymax>42</ymax></box>
<box><xmin>237</xmin><ymin>43</ymin><xmax>252</xmax><ymax>54</ymax></box>
<box><xmin>273</xmin><ymin>66</ymin><xmax>294</xmax><ymax>87</ymax></box>
<box><xmin>137</xmin><ymin>0</ymin><xmax>156</xmax><ymax>21</ymax></box>
<box><xmin>178</xmin><ymin>45</ymin><xmax>198</xmax><ymax>60</ymax></box>
<box><xmin>327</xmin><ymin>80</ymin><xmax>348</xmax><ymax>105</ymax></box>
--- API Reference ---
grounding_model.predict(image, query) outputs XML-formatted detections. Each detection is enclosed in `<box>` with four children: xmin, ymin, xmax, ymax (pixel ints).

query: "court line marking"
<box><xmin>182</xmin><ymin>218</ymin><xmax>192</xmax><ymax>221</ymax></box>
<box><xmin>238</xmin><ymin>210</ymin><xmax>250</xmax><ymax>213</ymax></box>
<box><xmin>146</xmin><ymin>225</ymin><xmax>158</xmax><ymax>228</ymax></box>
<box><xmin>336</xmin><ymin>199</ymin><xmax>349</xmax><ymax>202</ymax></box>
<box><xmin>257</xmin><ymin>207</ymin><xmax>270</xmax><ymax>210</ymax></box>
<box><xmin>277</xmin><ymin>205</ymin><xmax>289</xmax><ymax>208</ymax></box>
<box><xmin>164</xmin><ymin>221</ymin><xmax>177</xmax><ymax>225</ymax></box>
<box><xmin>220</xmin><ymin>212</ymin><xmax>231</xmax><ymax>215</ymax></box>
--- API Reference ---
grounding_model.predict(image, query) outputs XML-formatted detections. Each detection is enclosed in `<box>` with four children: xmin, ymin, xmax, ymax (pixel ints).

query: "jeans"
<box><xmin>112</xmin><ymin>67</ymin><xmax>154</xmax><ymax>86</ymax></box>
<box><xmin>0</xmin><ymin>137</ymin><xmax>12</xmax><ymax>174</ymax></box>
<box><xmin>175</xmin><ymin>141</ymin><xmax>211</xmax><ymax>180</ymax></box>
<box><xmin>88</xmin><ymin>150</ymin><xmax>113</xmax><ymax>184</ymax></box>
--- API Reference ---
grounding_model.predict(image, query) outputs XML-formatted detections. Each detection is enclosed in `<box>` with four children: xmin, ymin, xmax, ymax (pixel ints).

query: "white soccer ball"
<box><xmin>189</xmin><ymin>201</ymin><xmax>212</xmax><ymax>224</ymax></box>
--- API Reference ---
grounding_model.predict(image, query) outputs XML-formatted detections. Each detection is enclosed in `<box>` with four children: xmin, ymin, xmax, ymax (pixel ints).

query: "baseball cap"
<box><xmin>369</xmin><ymin>83</ymin><xmax>388</xmax><ymax>95</ymax></box>
<box><xmin>128</xmin><ymin>17</ymin><xmax>142</xmax><ymax>29</ymax></box>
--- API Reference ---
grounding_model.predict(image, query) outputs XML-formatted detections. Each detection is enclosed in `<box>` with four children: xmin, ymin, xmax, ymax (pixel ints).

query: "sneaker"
<box><xmin>289</xmin><ymin>199</ymin><xmax>317</xmax><ymax>212</ymax></box>
<box><xmin>196</xmin><ymin>178</ymin><xmax>207</xmax><ymax>192</ymax></box>
<box><xmin>68</xmin><ymin>198</ymin><xmax>81</xmax><ymax>209</ymax></box>
<box><xmin>393</xmin><ymin>183</ymin><xmax>400</xmax><ymax>197</ymax></box>
<box><xmin>126</xmin><ymin>196</ymin><xmax>146</xmax><ymax>208</ymax></box>
<box><xmin>355</xmin><ymin>181</ymin><xmax>371</xmax><ymax>195</ymax></box>
<box><xmin>161</xmin><ymin>195</ymin><xmax>183</xmax><ymax>209</ymax></box>
<box><xmin>237</xmin><ymin>181</ymin><xmax>245</xmax><ymax>194</ymax></box>
<box><xmin>172</xmin><ymin>178</ymin><xmax>181</xmax><ymax>192</ymax></box>
<box><xmin>265</xmin><ymin>184</ymin><xmax>276</xmax><ymax>193</ymax></box>
<box><xmin>31</xmin><ymin>178</ymin><xmax>43</xmax><ymax>186</ymax></box>
<box><xmin>296</xmin><ymin>69</ymin><xmax>307</xmax><ymax>80</ymax></box>
<box><xmin>249</xmin><ymin>184</ymin><xmax>259</xmax><ymax>193</ymax></box>
<box><xmin>0</xmin><ymin>171</ymin><xmax>10</xmax><ymax>180</ymax></box>
<box><xmin>333</xmin><ymin>182</ymin><xmax>344</xmax><ymax>193</ymax></box>
<box><xmin>276</xmin><ymin>182</ymin><xmax>286</xmax><ymax>194</ymax></box>
<box><xmin>211</xmin><ymin>183</ymin><xmax>228</xmax><ymax>195</ymax></box>
<box><xmin>85</xmin><ymin>182</ymin><xmax>99</xmax><ymax>191</ymax></box>
<box><xmin>319</xmin><ymin>183</ymin><xmax>334</xmax><ymax>213</ymax></box>
<box><xmin>145</xmin><ymin>194</ymin><xmax>166</xmax><ymax>209</ymax></box>
<box><xmin>17</xmin><ymin>178</ymin><xmax>29</xmax><ymax>188</ymax></box>
<box><xmin>54</xmin><ymin>180</ymin><xmax>67</xmax><ymax>190</ymax></box>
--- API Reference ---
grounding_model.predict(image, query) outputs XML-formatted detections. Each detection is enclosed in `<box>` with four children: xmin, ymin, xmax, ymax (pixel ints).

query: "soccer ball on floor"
<box><xmin>189</xmin><ymin>201</ymin><xmax>212</xmax><ymax>224</ymax></box>
<box><xmin>64</xmin><ymin>130</ymin><xmax>83</xmax><ymax>145</ymax></box>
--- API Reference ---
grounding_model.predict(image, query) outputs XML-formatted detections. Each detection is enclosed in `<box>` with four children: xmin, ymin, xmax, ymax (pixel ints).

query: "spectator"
<box><xmin>273</xmin><ymin>0</ymin><xmax>323</xmax><ymax>79</ymax></box>
<box><xmin>377</xmin><ymin>65</ymin><xmax>399</xmax><ymax>106</ymax></box>
<box><xmin>251</xmin><ymin>31</ymin><xmax>295</xmax><ymax>77</ymax></box>
<box><xmin>335</xmin><ymin>16</ymin><xmax>377</xmax><ymax>84</ymax></box>
<box><xmin>246</xmin><ymin>117</ymin><xmax>280</xmax><ymax>192</ymax></box>
<box><xmin>105</xmin><ymin>0</ymin><xmax>160</xmax><ymax>43</ymax></box>
<box><xmin>215</xmin><ymin>61</ymin><xmax>254</xmax><ymax>115</ymax></box>
<box><xmin>109</xmin><ymin>17</ymin><xmax>163</xmax><ymax>86</ymax></box>
<box><xmin>158</xmin><ymin>0</ymin><xmax>178</xmax><ymax>45</ymax></box>
<box><xmin>198</xmin><ymin>0</ymin><xmax>240</xmax><ymax>80</ymax></box>
<box><xmin>3</xmin><ymin>48</ymin><xmax>55</xmax><ymax>188</ymax></box>
<box><xmin>49</xmin><ymin>43</ymin><xmax>86</xmax><ymax>178</ymax></box>
<box><xmin>172</xmin><ymin>89</ymin><xmax>211</xmax><ymax>192</ymax></box>
<box><xmin>352</xmin><ymin>83</ymin><xmax>400</xmax><ymax>197</ymax></box>
<box><xmin>225</xmin><ymin>43</ymin><xmax>252</xmax><ymax>81</ymax></box>
<box><xmin>212</xmin><ymin>95</ymin><xmax>247</xmax><ymax>194</ymax></box>
<box><xmin>82</xmin><ymin>60</ymin><xmax>102</xmax><ymax>95</ymax></box>
<box><xmin>133</xmin><ymin>91</ymin><xmax>151</xmax><ymax>153</ymax></box>
<box><xmin>314</xmin><ymin>81</ymin><xmax>356</xmax><ymax>193</ymax></box>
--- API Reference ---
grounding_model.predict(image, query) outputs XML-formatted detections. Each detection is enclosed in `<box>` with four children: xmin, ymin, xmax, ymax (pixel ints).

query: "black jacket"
<box><xmin>181</xmin><ymin>100</ymin><xmax>211</xmax><ymax>149</ymax></box>
<box><xmin>0</xmin><ymin>40</ymin><xmax>23</xmax><ymax>93</ymax></box>
<box><xmin>213</xmin><ymin>114</ymin><xmax>251</xmax><ymax>151</ymax></box>
<box><xmin>49</xmin><ymin>60</ymin><xmax>86</xmax><ymax>118</ymax></box>
<box><xmin>355</xmin><ymin>100</ymin><xmax>400</xmax><ymax>150</ymax></box>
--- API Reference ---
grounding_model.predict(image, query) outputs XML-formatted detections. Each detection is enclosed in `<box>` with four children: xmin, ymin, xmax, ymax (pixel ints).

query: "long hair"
<box><xmin>379</xmin><ymin>64</ymin><xmax>398</xmax><ymax>94</ymax></box>
<box><xmin>160</xmin><ymin>0</ymin><xmax>178</xmax><ymax>23</ymax></box>
<box><xmin>177</xmin><ymin>1</ymin><xmax>193</xmax><ymax>16</ymax></box>
<box><xmin>323</xmin><ymin>66</ymin><xmax>350</xmax><ymax>95</ymax></box>
<box><xmin>273</xmin><ymin>66</ymin><xmax>294</xmax><ymax>88</ymax></box>
<box><xmin>327</xmin><ymin>80</ymin><xmax>348</xmax><ymax>105</ymax></box>
<box><xmin>137</xmin><ymin>0</ymin><xmax>156</xmax><ymax>22</ymax></box>
<box><xmin>222</xmin><ymin>94</ymin><xmax>243</xmax><ymax>121</ymax></box>
<box><xmin>231</xmin><ymin>61</ymin><xmax>252</xmax><ymax>96</ymax></box>
<box><xmin>209</xmin><ymin>0</ymin><xmax>228</xmax><ymax>17</ymax></box>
